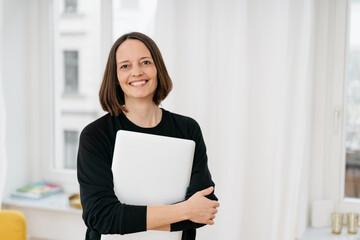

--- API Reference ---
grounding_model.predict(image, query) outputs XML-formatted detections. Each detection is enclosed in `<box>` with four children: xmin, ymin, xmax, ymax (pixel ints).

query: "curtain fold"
<box><xmin>0</xmin><ymin>0</ymin><xmax>6</xmax><ymax>208</ymax></box>
<box><xmin>155</xmin><ymin>0</ymin><xmax>315</xmax><ymax>239</ymax></box>
<box><xmin>0</xmin><ymin>78</ymin><xmax>6</xmax><ymax>209</ymax></box>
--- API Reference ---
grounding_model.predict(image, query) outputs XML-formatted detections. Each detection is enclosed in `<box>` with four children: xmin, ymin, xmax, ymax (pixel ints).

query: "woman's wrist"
<box><xmin>147</xmin><ymin>202</ymin><xmax>189</xmax><ymax>230</ymax></box>
<box><xmin>152</xmin><ymin>224</ymin><xmax>171</xmax><ymax>231</ymax></box>
<box><xmin>178</xmin><ymin>200</ymin><xmax>190</xmax><ymax>221</ymax></box>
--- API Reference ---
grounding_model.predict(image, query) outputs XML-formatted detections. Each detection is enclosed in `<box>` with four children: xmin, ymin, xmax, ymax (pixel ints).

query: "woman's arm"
<box><xmin>78</xmin><ymin>116</ymin><xmax>219</xmax><ymax>235</ymax></box>
<box><xmin>147</xmin><ymin>187</ymin><xmax>219</xmax><ymax>230</ymax></box>
<box><xmin>169</xmin><ymin>120</ymin><xmax>219</xmax><ymax>232</ymax></box>
<box><xmin>78</xmin><ymin>129</ymin><xmax>147</xmax><ymax>235</ymax></box>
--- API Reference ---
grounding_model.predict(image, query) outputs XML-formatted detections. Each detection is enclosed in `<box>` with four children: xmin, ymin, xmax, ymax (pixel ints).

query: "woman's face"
<box><xmin>115</xmin><ymin>39</ymin><xmax>158</xmax><ymax>104</ymax></box>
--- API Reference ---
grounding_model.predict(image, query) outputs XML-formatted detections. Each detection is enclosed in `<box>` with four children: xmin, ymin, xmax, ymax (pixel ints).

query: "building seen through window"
<box><xmin>64</xmin><ymin>0</ymin><xmax>77</xmax><ymax>13</ymax></box>
<box><xmin>345</xmin><ymin>0</ymin><xmax>360</xmax><ymax>198</ymax></box>
<box><xmin>52</xmin><ymin>0</ymin><xmax>158</xmax><ymax>171</ymax></box>
<box><xmin>64</xmin><ymin>50</ymin><xmax>78</xmax><ymax>94</ymax></box>
<box><xmin>53</xmin><ymin>0</ymin><xmax>102</xmax><ymax>171</ymax></box>
<box><xmin>64</xmin><ymin>130</ymin><xmax>79</xmax><ymax>169</ymax></box>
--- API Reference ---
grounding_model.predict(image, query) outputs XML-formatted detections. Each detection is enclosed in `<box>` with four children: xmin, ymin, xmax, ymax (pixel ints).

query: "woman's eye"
<box><xmin>120</xmin><ymin>64</ymin><xmax>128</xmax><ymax>69</ymax></box>
<box><xmin>143</xmin><ymin>60</ymin><xmax>151</xmax><ymax>65</ymax></box>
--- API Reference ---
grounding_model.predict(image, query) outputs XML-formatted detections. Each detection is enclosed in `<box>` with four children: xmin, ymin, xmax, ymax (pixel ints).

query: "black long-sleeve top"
<box><xmin>77</xmin><ymin>108</ymin><xmax>217</xmax><ymax>240</ymax></box>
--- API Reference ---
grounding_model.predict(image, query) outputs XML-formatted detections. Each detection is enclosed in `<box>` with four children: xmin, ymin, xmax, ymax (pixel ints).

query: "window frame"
<box><xmin>322</xmin><ymin>0</ymin><xmax>360</xmax><ymax>213</ymax></box>
<box><xmin>338</xmin><ymin>0</ymin><xmax>360</xmax><ymax>212</ymax></box>
<box><xmin>28</xmin><ymin>0</ymin><xmax>112</xmax><ymax>193</ymax></box>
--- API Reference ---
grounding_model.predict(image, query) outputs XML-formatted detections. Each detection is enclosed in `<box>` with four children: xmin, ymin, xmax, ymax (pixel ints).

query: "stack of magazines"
<box><xmin>11</xmin><ymin>182</ymin><xmax>62</xmax><ymax>199</ymax></box>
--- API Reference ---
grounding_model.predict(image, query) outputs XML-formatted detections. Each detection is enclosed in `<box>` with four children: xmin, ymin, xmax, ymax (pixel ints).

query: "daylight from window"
<box><xmin>112</xmin><ymin>0</ymin><xmax>157</xmax><ymax>41</ymax></box>
<box><xmin>345</xmin><ymin>0</ymin><xmax>360</xmax><ymax>198</ymax></box>
<box><xmin>53</xmin><ymin>0</ymin><xmax>103</xmax><ymax>171</ymax></box>
<box><xmin>52</xmin><ymin>0</ymin><xmax>157</xmax><ymax>171</ymax></box>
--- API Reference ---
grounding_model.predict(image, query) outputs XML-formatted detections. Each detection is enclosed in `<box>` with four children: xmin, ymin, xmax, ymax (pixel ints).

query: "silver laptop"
<box><xmin>106</xmin><ymin>130</ymin><xmax>195</xmax><ymax>240</ymax></box>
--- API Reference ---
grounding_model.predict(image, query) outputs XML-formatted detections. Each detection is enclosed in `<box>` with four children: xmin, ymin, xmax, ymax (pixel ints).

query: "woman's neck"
<box><xmin>124</xmin><ymin>99</ymin><xmax>162</xmax><ymax>128</ymax></box>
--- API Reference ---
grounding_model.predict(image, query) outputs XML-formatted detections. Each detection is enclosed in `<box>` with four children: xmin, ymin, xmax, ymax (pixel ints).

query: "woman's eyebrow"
<box><xmin>117</xmin><ymin>60</ymin><xmax>129</xmax><ymax>65</ymax></box>
<box><xmin>140</xmin><ymin>56</ymin><xmax>152</xmax><ymax>60</ymax></box>
<box><xmin>117</xmin><ymin>56</ymin><xmax>152</xmax><ymax>65</ymax></box>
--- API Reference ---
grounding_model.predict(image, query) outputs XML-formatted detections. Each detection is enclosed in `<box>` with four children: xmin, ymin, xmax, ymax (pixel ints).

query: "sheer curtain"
<box><xmin>154</xmin><ymin>0</ymin><xmax>314</xmax><ymax>239</ymax></box>
<box><xmin>0</xmin><ymin>76</ymin><xmax>6</xmax><ymax>210</ymax></box>
<box><xmin>0</xmin><ymin>0</ymin><xmax>6</xmax><ymax>209</ymax></box>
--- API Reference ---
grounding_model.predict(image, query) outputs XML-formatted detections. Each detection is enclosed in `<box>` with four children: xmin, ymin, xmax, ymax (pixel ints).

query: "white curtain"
<box><xmin>155</xmin><ymin>0</ymin><xmax>314</xmax><ymax>239</ymax></box>
<box><xmin>0</xmin><ymin>0</ymin><xmax>6</xmax><ymax>209</ymax></box>
<box><xmin>0</xmin><ymin>77</ymin><xmax>6</xmax><ymax>210</ymax></box>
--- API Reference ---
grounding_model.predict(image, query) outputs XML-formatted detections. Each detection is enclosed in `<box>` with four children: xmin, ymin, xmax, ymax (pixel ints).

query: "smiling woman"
<box><xmin>116</xmin><ymin>40</ymin><xmax>158</xmax><ymax>107</ymax></box>
<box><xmin>99</xmin><ymin>32</ymin><xmax>172</xmax><ymax>117</ymax></box>
<box><xmin>78</xmin><ymin>32</ymin><xmax>219</xmax><ymax>240</ymax></box>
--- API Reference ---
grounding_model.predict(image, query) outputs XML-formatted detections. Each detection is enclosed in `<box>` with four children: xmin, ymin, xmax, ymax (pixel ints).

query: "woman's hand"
<box><xmin>147</xmin><ymin>186</ymin><xmax>219</xmax><ymax>230</ymax></box>
<box><xmin>184</xmin><ymin>186</ymin><xmax>220</xmax><ymax>225</ymax></box>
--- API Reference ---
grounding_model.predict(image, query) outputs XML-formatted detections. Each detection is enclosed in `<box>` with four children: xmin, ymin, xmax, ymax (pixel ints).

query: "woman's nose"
<box><xmin>131</xmin><ymin>65</ymin><xmax>144</xmax><ymax>77</ymax></box>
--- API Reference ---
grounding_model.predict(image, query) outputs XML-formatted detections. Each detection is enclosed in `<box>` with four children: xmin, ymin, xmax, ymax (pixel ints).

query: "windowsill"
<box><xmin>2</xmin><ymin>193</ymin><xmax>86</xmax><ymax>239</ymax></box>
<box><xmin>2</xmin><ymin>193</ymin><xmax>82</xmax><ymax>214</ymax></box>
<box><xmin>301</xmin><ymin>227</ymin><xmax>360</xmax><ymax>240</ymax></box>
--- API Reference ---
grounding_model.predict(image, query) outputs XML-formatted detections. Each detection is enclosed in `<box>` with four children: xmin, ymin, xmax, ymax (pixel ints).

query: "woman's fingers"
<box><xmin>212</xmin><ymin>208</ymin><xmax>218</xmax><ymax>214</ymax></box>
<box><xmin>211</xmin><ymin>200</ymin><xmax>220</xmax><ymax>208</ymax></box>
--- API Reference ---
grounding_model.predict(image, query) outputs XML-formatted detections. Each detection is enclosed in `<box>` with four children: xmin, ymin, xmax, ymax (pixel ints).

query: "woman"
<box><xmin>77</xmin><ymin>32</ymin><xmax>219</xmax><ymax>240</ymax></box>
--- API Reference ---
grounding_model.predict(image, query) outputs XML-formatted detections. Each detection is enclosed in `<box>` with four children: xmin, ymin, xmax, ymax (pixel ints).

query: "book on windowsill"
<box><xmin>11</xmin><ymin>182</ymin><xmax>62</xmax><ymax>200</ymax></box>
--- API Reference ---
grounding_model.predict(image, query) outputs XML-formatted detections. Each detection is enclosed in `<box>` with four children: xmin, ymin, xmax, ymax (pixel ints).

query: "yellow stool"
<box><xmin>0</xmin><ymin>210</ymin><xmax>27</xmax><ymax>240</ymax></box>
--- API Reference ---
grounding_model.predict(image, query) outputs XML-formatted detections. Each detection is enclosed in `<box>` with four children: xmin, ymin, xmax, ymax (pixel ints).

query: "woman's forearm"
<box><xmin>146</xmin><ymin>187</ymin><xmax>219</xmax><ymax>232</ymax></box>
<box><xmin>146</xmin><ymin>202</ymin><xmax>188</xmax><ymax>230</ymax></box>
<box><xmin>151</xmin><ymin>224</ymin><xmax>171</xmax><ymax>231</ymax></box>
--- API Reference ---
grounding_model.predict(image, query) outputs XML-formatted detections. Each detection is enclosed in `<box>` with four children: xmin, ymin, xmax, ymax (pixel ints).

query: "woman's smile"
<box><xmin>129</xmin><ymin>79</ymin><xmax>149</xmax><ymax>87</ymax></box>
<box><xmin>116</xmin><ymin>39</ymin><xmax>158</xmax><ymax>103</ymax></box>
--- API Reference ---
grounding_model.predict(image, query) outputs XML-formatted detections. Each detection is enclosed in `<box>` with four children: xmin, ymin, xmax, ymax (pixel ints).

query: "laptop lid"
<box><xmin>106</xmin><ymin>130</ymin><xmax>195</xmax><ymax>240</ymax></box>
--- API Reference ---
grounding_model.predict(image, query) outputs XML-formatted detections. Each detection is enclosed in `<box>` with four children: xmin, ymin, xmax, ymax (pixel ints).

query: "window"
<box><xmin>112</xmin><ymin>0</ymin><xmax>158</xmax><ymax>39</ymax></box>
<box><xmin>64</xmin><ymin>0</ymin><xmax>77</xmax><ymax>14</ymax></box>
<box><xmin>63</xmin><ymin>50</ymin><xmax>78</xmax><ymax>94</ymax></box>
<box><xmin>315</xmin><ymin>0</ymin><xmax>360</xmax><ymax>214</ymax></box>
<box><xmin>48</xmin><ymin>0</ymin><xmax>158</xmax><ymax>189</ymax></box>
<box><xmin>345</xmin><ymin>0</ymin><xmax>360</xmax><ymax>199</ymax></box>
<box><xmin>64</xmin><ymin>130</ymin><xmax>79</xmax><ymax>169</ymax></box>
<box><xmin>53</xmin><ymin>0</ymin><xmax>102</xmax><ymax>173</ymax></box>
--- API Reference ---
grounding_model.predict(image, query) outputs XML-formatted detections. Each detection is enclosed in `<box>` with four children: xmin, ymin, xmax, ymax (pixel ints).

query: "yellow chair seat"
<box><xmin>0</xmin><ymin>210</ymin><xmax>26</xmax><ymax>240</ymax></box>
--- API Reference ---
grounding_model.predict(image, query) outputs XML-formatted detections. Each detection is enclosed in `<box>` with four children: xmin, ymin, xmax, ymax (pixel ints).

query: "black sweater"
<box><xmin>77</xmin><ymin>108</ymin><xmax>217</xmax><ymax>240</ymax></box>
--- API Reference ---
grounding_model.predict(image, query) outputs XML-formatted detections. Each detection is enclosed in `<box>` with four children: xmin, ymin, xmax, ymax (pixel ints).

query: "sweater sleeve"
<box><xmin>170</xmin><ymin>120</ymin><xmax>218</xmax><ymax>232</ymax></box>
<box><xmin>77</xmin><ymin>128</ymin><xmax>147</xmax><ymax>236</ymax></box>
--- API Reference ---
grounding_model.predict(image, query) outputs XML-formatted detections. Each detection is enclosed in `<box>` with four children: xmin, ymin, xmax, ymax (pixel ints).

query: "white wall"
<box><xmin>2</xmin><ymin>0</ymin><xmax>31</xmax><ymax>198</ymax></box>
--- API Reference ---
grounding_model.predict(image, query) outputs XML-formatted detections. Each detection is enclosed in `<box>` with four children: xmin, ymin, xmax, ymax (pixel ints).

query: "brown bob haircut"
<box><xmin>99</xmin><ymin>32</ymin><xmax>173</xmax><ymax>116</ymax></box>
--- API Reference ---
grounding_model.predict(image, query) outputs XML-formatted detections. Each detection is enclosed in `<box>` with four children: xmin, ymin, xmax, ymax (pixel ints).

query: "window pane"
<box><xmin>52</xmin><ymin>0</ymin><xmax>158</xmax><ymax>171</ymax></box>
<box><xmin>64</xmin><ymin>130</ymin><xmax>79</xmax><ymax>169</ymax></box>
<box><xmin>112</xmin><ymin>0</ymin><xmax>158</xmax><ymax>40</ymax></box>
<box><xmin>345</xmin><ymin>0</ymin><xmax>360</xmax><ymax>198</ymax></box>
<box><xmin>64</xmin><ymin>50</ymin><xmax>78</xmax><ymax>94</ymax></box>
<box><xmin>64</xmin><ymin>0</ymin><xmax>77</xmax><ymax>13</ymax></box>
<box><xmin>53</xmin><ymin>0</ymin><xmax>102</xmax><ymax>171</ymax></box>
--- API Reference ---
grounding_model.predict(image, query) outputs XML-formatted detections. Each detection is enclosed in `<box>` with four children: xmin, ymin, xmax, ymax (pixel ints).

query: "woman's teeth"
<box><xmin>130</xmin><ymin>80</ymin><xmax>147</xmax><ymax>86</ymax></box>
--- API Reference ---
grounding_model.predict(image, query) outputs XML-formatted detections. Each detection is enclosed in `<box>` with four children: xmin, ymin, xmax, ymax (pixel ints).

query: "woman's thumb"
<box><xmin>200</xmin><ymin>186</ymin><xmax>214</xmax><ymax>196</ymax></box>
